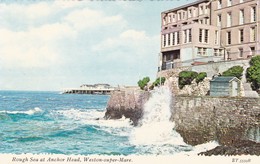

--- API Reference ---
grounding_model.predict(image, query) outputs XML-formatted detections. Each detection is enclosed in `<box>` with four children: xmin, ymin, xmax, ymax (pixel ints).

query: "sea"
<box><xmin>0</xmin><ymin>87</ymin><xmax>219</xmax><ymax>155</ymax></box>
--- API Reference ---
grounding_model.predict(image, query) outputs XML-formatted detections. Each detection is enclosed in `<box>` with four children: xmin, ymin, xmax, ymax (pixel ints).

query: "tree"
<box><xmin>222</xmin><ymin>66</ymin><xmax>244</xmax><ymax>79</ymax></box>
<box><xmin>137</xmin><ymin>76</ymin><xmax>150</xmax><ymax>90</ymax></box>
<box><xmin>178</xmin><ymin>71</ymin><xmax>198</xmax><ymax>89</ymax></box>
<box><xmin>246</xmin><ymin>56</ymin><xmax>260</xmax><ymax>90</ymax></box>
<box><xmin>196</xmin><ymin>72</ymin><xmax>207</xmax><ymax>84</ymax></box>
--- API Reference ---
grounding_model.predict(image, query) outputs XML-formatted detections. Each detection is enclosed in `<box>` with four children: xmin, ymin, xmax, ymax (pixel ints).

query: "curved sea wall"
<box><xmin>105</xmin><ymin>90</ymin><xmax>260</xmax><ymax>146</ymax></box>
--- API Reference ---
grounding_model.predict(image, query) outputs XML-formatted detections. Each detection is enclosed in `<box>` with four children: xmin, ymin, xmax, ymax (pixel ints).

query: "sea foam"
<box><xmin>0</xmin><ymin>107</ymin><xmax>43</xmax><ymax>115</ymax></box>
<box><xmin>129</xmin><ymin>86</ymin><xmax>218</xmax><ymax>155</ymax></box>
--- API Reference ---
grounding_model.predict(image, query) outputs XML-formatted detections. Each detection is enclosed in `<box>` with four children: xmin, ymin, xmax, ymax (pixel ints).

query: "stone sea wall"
<box><xmin>173</xmin><ymin>96</ymin><xmax>260</xmax><ymax>145</ymax></box>
<box><xmin>105</xmin><ymin>90</ymin><xmax>260</xmax><ymax>146</ymax></box>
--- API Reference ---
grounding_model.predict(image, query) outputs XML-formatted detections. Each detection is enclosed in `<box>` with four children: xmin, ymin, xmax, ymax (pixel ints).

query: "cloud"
<box><xmin>91</xmin><ymin>29</ymin><xmax>160</xmax><ymax>79</ymax></box>
<box><xmin>0</xmin><ymin>21</ymin><xmax>77</xmax><ymax>68</ymax></box>
<box><xmin>0</xmin><ymin>1</ymin><xmax>125</xmax><ymax>69</ymax></box>
<box><xmin>0</xmin><ymin>1</ymin><xmax>162</xmax><ymax>90</ymax></box>
<box><xmin>64</xmin><ymin>8</ymin><xmax>124</xmax><ymax>30</ymax></box>
<box><xmin>93</xmin><ymin>29</ymin><xmax>159</xmax><ymax>59</ymax></box>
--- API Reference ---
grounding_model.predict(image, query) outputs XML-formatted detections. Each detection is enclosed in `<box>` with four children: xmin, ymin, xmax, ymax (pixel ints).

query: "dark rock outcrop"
<box><xmin>104</xmin><ymin>89</ymin><xmax>149</xmax><ymax>126</ymax></box>
<box><xmin>199</xmin><ymin>140</ymin><xmax>260</xmax><ymax>156</ymax></box>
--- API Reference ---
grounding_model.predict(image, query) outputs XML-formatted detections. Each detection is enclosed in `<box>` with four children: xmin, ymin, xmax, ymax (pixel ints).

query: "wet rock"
<box><xmin>104</xmin><ymin>89</ymin><xmax>150</xmax><ymax>126</ymax></box>
<box><xmin>199</xmin><ymin>140</ymin><xmax>260</xmax><ymax>156</ymax></box>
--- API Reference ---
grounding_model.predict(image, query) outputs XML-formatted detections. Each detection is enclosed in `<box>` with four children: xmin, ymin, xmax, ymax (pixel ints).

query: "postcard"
<box><xmin>0</xmin><ymin>0</ymin><xmax>259</xmax><ymax>164</ymax></box>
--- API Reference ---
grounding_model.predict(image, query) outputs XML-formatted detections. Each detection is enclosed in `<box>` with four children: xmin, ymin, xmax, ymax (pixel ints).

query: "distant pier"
<box><xmin>62</xmin><ymin>84</ymin><xmax>118</xmax><ymax>95</ymax></box>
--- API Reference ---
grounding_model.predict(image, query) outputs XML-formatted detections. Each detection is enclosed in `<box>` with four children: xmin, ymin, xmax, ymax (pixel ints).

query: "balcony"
<box><xmin>161</xmin><ymin>60</ymin><xmax>182</xmax><ymax>70</ymax></box>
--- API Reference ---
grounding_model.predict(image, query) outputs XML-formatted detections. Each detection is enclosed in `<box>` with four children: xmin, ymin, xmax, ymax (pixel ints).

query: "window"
<box><xmin>217</xmin><ymin>14</ymin><xmax>221</xmax><ymax>27</ymax></box>
<box><xmin>183</xmin><ymin>30</ymin><xmax>187</xmax><ymax>43</ymax></box>
<box><xmin>227</xmin><ymin>12</ymin><xmax>232</xmax><ymax>27</ymax></box>
<box><xmin>218</xmin><ymin>0</ymin><xmax>222</xmax><ymax>9</ymax></box>
<box><xmin>239</xmin><ymin>10</ymin><xmax>244</xmax><ymax>25</ymax></box>
<box><xmin>194</xmin><ymin>8</ymin><xmax>198</xmax><ymax>17</ymax></box>
<box><xmin>198</xmin><ymin>47</ymin><xmax>207</xmax><ymax>56</ymax></box>
<box><xmin>214</xmin><ymin>49</ymin><xmax>223</xmax><ymax>56</ymax></box>
<box><xmin>239</xmin><ymin>29</ymin><xmax>244</xmax><ymax>43</ymax></box>
<box><xmin>219</xmin><ymin>49</ymin><xmax>223</xmax><ymax>56</ymax></box>
<box><xmin>172</xmin><ymin>14</ymin><xmax>176</xmax><ymax>22</ymax></box>
<box><xmin>239</xmin><ymin>48</ymin><xmax>243</xmax><ymax>58</ymax></box>
<box><xmin>188</xmin><ymin>29</ymin><xmax>192</xmax><ymax>43</ymax></box>
<box><xmin>183</xmin><ymin>29</ymin><xmax>192</xmax><ymax>43</ymax></box>
<box><xmin>168</xmin><ymin>15</ymin><xmax>171</xmax><ymax>23</ymax></box>
<box><xmin>167</xmin><ymin>33</ymin><xmax>171</xmax><ymax>46</ymax></box>
<box><xmin>227</xmin><ymin>0</ymin><xmax>232</xmax><ymax>7</ymax></box>
<box><xmin>177</xmin><ymin>31</ymin><xmax>180</xmax><ymax>44</ymax></box>
<box><xmin>251</xmin><ymin>6</ymin><xmax>256</xmax><ymax>22</ymax></box>
<box><xmin>163</xmin><ymin>35</ymin><xmax>166</xmax><ymax>47</ymax></box>
<box><xmin>199</xmin><ymin>29</ymin><xmax>209</xmax><ymax>43</ymax></box>
<box><xmin>199</xmin><ymin>29</ymin><xmax>203</xmax><ymax>43</ymax></box>
<box><xmin>214</xmin><ymin>49</ymin><xmax>219</xmax><ymax>56</ymax></box>
<box><xmin>215</xmin><ymin>30</ymin><xmax>219</xmax><ymax>45</ymax></box>
<box><xmin>205</xmin><ymin>29</ymin><xmax>209</xmax><ymax>43</ymax></box>
<box><xmin>163</xmin><ymin>17</ymin><xmax>166</xmax><ymax>25</ymax></box>
<box><xmin>205</xmin><ymin>5</ymin><xmax>208</xmax><ymax>14</ymax></box>
<box><xmin>172</xmin><ymin>32</ymin><xmax>175</xmax><ymax>45</ymax></box>
<box><xmin>178</xmin><ymin>12</ymin><xmax>182</xmax><ymax>21</ymax></box>
<box><xmin>227</xmin><ymin>31</ymin><xmax>231</xmax><ymax>45</ymax></box>
<box><xmin>250</xmin><ymin>27</ymin><xmax>256</xmax><ymax>42</ymax></box>
<box><xmin>188</xmin><ymin>9</ymin><xmax>192</xmax><ymax>18</ymax></box>
<box><xmin>205</xmin><ymin>18</ymin><xmax>209</xmax><ymax>25</ymax></box>
<box><xmin>199</xmin><ymin>6</ymin><xmax>203</xmax><ymax>15</ymax></box>
<box><xmin>250</xmin><ymin>47</ymin><xmax>255</xmax><ymax>56</ymax></box>
<box><xmin>183</xmin><ymin>12</ymin><xmax>186</xmax><ymax>20</ymax></box>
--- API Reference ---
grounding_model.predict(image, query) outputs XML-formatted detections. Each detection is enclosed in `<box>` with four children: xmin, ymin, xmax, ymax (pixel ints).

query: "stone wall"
<box><xmin>191</xmin><ymin>59</ymin><xmax>250</xmax><ymax>82</ymax></box>
<box><xmin>105</xmin><ymin>89</ymin><xmax>260</xmax><ymax>146</ymax></box>
<box><xmin>173</xmin><ymin>96</ymin><xmax>260</xmax><ymax>145</ymax></box>
<box><xmin>157</xmin><ymin>59</ymin><xmax>250</xmax><ymax>96</ymax></box>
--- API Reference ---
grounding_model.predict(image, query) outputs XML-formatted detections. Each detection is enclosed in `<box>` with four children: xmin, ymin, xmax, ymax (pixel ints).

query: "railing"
<box><xmin>159</xmin><ymin>51</ymin><xmax>260</xmax><ymax>72</ymax></box>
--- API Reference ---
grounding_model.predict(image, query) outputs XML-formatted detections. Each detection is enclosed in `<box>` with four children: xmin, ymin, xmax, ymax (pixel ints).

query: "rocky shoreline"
<box><xmin>199</xmin><ymin>140</ymin><xmax>260</xmax><ymax>156</ymax></box>
<box><xmin>104</xmin><ymin>88</ymin><xmax>260</xmax><ymax>155</ymax></box>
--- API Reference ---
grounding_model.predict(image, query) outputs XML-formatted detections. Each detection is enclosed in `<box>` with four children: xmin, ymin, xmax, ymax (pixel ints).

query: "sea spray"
<box><xmin>129</xmin><ymin>86</ymin><xmax>219</xmax><ymax>155</ymax></box>
<box><xmin>0</xmin><ymin>90</ymin><xmax>219</xmax><ymax>155</ymax></box>
<box><xmin>130</xmin><ymin>86</ymin><xmax>188</xmax><ymax>148</ymax></box>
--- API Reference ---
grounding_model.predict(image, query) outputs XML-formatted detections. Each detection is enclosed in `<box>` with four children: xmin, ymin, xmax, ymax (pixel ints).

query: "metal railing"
<box><xmin>159</xmin><ymin>52</ymin><xmax>260</xmax><ymax>71</ymax></box>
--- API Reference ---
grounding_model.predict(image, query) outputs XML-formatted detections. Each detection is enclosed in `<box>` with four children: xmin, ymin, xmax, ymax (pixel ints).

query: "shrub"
<box><xmin>178</xmin><ymin>71</ymin><xmax>198</xmax><ymax>89</ymax></box>
<box><xmin>249</xmin><ymin>55</ymin><xmax>260</xmax><ymax>66</ymax></box>
<box><xmin>246</xmin><ymin>56</ymin><xmax>260</xmax><ymax>90</ymax></box>
<box><xmin>222</xmin><ymin>66</ymin><xmax>244</xmax><ymax>79</ymax></box>
<box><xmin>153</xmin><ymin>77</ymin><xmax>166</xmax><ymax>87</ymax></box>
<box><xmin>137</xmin><ymin>76</ymin><xmax>150</xmax><ymax>90</ymax></box>
<box><xmin>196</xmin><ymin>72</ymin><xmax>207</xmax><ymax>84</ymax></box>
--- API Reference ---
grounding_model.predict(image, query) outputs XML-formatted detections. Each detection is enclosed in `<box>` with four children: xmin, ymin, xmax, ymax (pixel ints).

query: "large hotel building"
<box><xmin>159</xmin><ymin>0</ymin><xmax>260</xmax><ymax>71</ymax></box>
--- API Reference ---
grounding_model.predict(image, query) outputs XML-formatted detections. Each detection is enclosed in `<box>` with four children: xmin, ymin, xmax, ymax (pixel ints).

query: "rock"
<box><xmin>104</xmin><ymin>88</ymin><xmax>150</xmax><ymax>126</ymax></box>
<box><xmin>199</xmin><ymin>140</ymin><xmax>260</xmax><ymax>156</ymax></box>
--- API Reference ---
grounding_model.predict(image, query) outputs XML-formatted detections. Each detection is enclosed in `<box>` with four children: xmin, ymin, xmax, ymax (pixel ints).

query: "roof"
<box><xmin>191</xmin><ymin>61</ymin><xmax>207</xmax><ymax>66</ymax></box>
<box><xmin>210</xmin><ymin>76</ymin><xmax>240</xmax><ymax>83</ymax></box>
<box><xmin>162</xmin><ymin>0</ymin><xmax>209</xmax><ymax>14</ymax></box>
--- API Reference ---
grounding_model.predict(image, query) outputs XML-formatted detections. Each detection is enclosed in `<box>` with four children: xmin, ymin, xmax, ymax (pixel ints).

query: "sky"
<box><xmin>0</xmin><ymin>0</ymin><xmax>189</xmax><ymax>91</ymax></box>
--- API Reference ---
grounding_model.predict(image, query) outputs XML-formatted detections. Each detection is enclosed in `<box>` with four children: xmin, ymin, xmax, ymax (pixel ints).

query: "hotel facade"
<box><xmin>159</xmin><ymin>0</ymin><xmax>260</xmax><ymax>71</ymax></box>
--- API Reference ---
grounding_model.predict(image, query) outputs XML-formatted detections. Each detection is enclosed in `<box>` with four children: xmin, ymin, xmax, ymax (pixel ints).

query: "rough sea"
<box><xmin>0</xmin><ymin>88</ymin><xmax>218</xmax><ymax>155</ymax></box>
